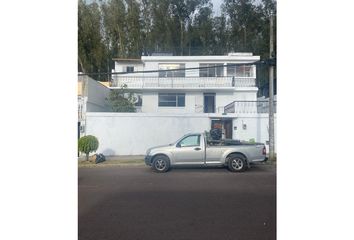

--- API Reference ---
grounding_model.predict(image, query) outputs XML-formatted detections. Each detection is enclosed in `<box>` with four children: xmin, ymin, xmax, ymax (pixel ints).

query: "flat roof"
<box><xmin>141</xmin><ymin>54</ymin><xmax>260</xmax><ymax>62</ymax></box>
<box><xmin>112</xmin><ymin>58</ymin><xmax>143</xmax><ymax>63</ymax></box>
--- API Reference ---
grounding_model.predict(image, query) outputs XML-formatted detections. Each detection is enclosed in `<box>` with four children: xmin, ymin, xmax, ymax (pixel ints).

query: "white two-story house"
<box><xmin>81</xmin><ymin>52</ymin><xmax>277</xmax><ymax>155</ymax></box>
<box><xmin>112</xmin><ymin>52</ymin><xmax>259</xmax><ymax>111</ymax></box>
<box><xmin>110</xmin><ymin>53</ymin><xmax>260</xmax><ymax>139</ymax></box>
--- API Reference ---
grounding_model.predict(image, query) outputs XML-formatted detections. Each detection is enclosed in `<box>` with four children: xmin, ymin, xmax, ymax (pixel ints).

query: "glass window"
<box><xmin>227</xmin><ymin>64</ymin><xmax>254</xmax><ymax>77</ymax></box>
<box><xmin>179</xmin><ymin>135</ymin><xmax>200</xmax><ymax>147</ymax></box>
<box><xmin>199</xmin><ymin>64</ymin><xmax>208</xmax><ymax>77</ymax></box>
<box><xmin>158</xmin><ymin>64</ymin><xmax>185</xmax><ymax>77</ymax></box>
<box><xmin>200</xmin><ymin>64</ymin><xmax>224</xmax><ymax>77</ymax></box>
<box><xmin>126</xmin><ymin>66</ymin><xmax>134</xmax><ymax>73</ymax></box>
<box><xmin>158</xmin><ymin>93</ymin><xmax>185</xmax><ymax>107</ymax></box>
<box><xmin>216</xmin><ymin>64</ymin><xmax>224</xmax><ymax>76</ymax></box>
<box><xmin>227</xmin><ymin>64</ymin><xmax>235</xmax><ymax>76</ymax></box>
<box><xmin>177</xmin><ymin>95</ymin><xmax>185</xmax><ymax>106</ymax></box>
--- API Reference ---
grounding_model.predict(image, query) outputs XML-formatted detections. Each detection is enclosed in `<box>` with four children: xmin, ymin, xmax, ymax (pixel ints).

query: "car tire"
<box><xmin>152</xmin><ymin>155</ymin><xmax>170</xmax><ymax>173</ymax></box>
<box><xmin>227</xmin><ymin>154</ymin><xmax>247</xmax><ymax>172</ymax></box>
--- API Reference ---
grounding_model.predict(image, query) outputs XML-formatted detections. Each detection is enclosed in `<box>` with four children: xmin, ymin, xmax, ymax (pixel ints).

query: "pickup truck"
<box><xmin>145</xmin><ymin>132</ymin><xmax>267</xmax><ymax>173</ymax></box>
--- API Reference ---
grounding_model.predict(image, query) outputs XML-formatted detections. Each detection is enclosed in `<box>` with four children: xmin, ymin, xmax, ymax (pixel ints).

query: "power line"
<box><xmin>78</xmin><ymin>59</ymin><xmax>274</xmax><ymax>76</ymax></box>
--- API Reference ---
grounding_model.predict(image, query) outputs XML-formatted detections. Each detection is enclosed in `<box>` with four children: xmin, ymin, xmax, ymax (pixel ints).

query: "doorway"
<box><xmin>204</xmin><ymin>93</ymin><xmax>215</xmax><ymax>113</ymax></box>
<box><xmin>224</xmin><ymin>119</ymin><xmax>233</xmax><ymax>139</ymax></box>
<box><xmin>211</xmin><ymin>119</ymin><xmax>233</xmax><ymax>139</ymax></box>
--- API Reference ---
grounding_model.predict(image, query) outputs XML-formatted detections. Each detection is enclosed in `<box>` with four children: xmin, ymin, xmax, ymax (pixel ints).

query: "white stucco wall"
<box><xmin>85</xmin><ymin>112</ymin><xmax>277</xmax><ymax>155</ymax></box>
<box><xmin>232</xmin><ymin>114</ymin><xmax>277</xmax><ymax>153</ymax></box>
<box><xmin>85</xmin><ymin>113</ymin><xmax>211</xmax><ymax>155</ymax></box>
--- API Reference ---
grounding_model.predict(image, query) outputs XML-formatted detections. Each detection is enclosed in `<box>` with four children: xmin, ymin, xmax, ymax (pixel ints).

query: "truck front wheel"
<box><xmin>227</xmin><ymin>154</ymin><xmax>247</xmax><ymax>172</ymax></box>
<box><xmin>152</xmin><ymin>155</ymin><xmax>170</xmax><ymax>173</ymax></box>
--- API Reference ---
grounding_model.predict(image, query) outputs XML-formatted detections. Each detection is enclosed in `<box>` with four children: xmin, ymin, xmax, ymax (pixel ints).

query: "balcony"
<box><xmin>110</xmin><ymin>76</ymin><xmax>256</xmax><ymax>90</ymax></box>
<box><xmin>224</xmin><ymin>101</ymin><xmax>277</xmax><ymax>114</ymax></box>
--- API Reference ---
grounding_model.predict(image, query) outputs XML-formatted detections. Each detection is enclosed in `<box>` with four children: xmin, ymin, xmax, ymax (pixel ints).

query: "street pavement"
<box><xmin>79</xmin><ymin>165</ymin><xmax>276</xmax><ymax>240</ymax></box>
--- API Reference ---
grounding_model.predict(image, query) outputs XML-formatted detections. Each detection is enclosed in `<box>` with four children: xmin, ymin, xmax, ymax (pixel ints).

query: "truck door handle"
<box><xmin>194</xmin><ymin>147</ymin><xmax>201</xmax><ymax>151</ymax></box>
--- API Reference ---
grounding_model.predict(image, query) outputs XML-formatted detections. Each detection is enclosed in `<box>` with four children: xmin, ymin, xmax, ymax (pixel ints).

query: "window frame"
<box><xmin>177</xmin><ymin>134</ymin><xmax>201</xmax><ymax>148</ymax></box>
<box><xmin>158</xmin><ymin>93</ymin><xmax>185</xmax><ymax>107</ymax></box>
<box><xmin>227</xmin><ymin>64</ymin><xmax>254</xmax><ymax>77</ymax></box>
<box><xmin>199</xmin><ymin>63</ymin><xmax>224</xmax><ymax>77</ymax></box>
<box><xmin>126</xmin><ymin>66</ymin><xmax>134</xmax><ymax>73</ymax></box>
<box><xmin>158</xmin><ymin>63</ymin><xmax>185</xmax><ymax>78</ymax></box>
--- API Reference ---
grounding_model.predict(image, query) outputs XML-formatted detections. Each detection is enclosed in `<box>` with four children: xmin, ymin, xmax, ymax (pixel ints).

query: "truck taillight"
<box><xmin>262</xmin><ymin>146</ymin><xmax>266</xmax><ymax>155</ymax></box>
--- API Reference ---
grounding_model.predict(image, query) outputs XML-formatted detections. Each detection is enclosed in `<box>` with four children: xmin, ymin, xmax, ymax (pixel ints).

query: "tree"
<box><xmin>78</xmin><ymin>0</ymin><xmax>108</xmax><ymax>80</ymax></box>
<box><xmin>107</xmin><ymin>84</ymin><xmax>137</xmax><ymax>112</ymax></box>
<box><xmin>78</xmin><ymin>135</ymin><xmax>99</xmax><ymax>161</ymax></box>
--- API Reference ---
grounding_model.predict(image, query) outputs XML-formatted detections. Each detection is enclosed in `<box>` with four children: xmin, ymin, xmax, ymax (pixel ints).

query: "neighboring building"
<box><xmin>78</xmin><ymin>76</ymin><xmax>111</xmax><ymax>138</ymax></box>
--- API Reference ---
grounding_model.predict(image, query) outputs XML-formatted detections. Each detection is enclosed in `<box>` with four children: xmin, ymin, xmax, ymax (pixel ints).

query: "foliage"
<box><xmin>78</xmin><ymin>135</ymin><xmax>99</xmax><ymax>161</ymax></box>
<box><xmin>78</xmin><ymin>0</ymin><xmax>277</xmax><ymax>92</ymax></box>
<box><xmin>78</xmin><ymin>0</ymin><xmax>109</xmax><ymax>80</ymax></box>
<box><xmin>107</xmin><ymin>84</ymin><xmax>137</xmax><ymax>112</ymax></box>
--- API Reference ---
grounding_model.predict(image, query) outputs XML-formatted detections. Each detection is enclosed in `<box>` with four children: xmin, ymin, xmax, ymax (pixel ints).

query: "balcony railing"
<box><xmin>224</xmin><ymin>101</ymin><xmax>277</xmax><ymax>114</ymax></box>
<box><xmin>111</xmin><ymin>76</ymin><xmax>255</xmax><ymax>89</ymax></box>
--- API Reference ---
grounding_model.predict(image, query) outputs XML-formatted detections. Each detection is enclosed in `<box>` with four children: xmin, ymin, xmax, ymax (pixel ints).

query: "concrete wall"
<box><xmin>233</xmin><ymin>114</ymin><xmax>277</xmax><ymax>153</ymax></box>
<box><xmin>85</xmin><ymin>112</ymin><xmax>277</xmax><ymax>155</ymax></box>
<box><xmin>85</xmin><ymin>113</ymin><xmax>211</xmax><ymax>155</ymax></box>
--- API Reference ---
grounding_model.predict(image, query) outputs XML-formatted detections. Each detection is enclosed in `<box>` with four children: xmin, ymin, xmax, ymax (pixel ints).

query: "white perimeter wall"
<box><xmin>85</xmin><ymin>112</ymin><xmax>277</xmax><ymax>155</ymax></box>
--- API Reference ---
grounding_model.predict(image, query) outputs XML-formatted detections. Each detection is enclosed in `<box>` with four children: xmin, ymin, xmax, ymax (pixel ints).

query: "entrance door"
<box><xmin>224</xmin><ymin>120</ymin><xmax>233</xmax><ymax>139</ymax></box>
<box><xmin>204</xmin><ymin>93</ymin><xmax>215</xmax><ymax>113</ymax></box>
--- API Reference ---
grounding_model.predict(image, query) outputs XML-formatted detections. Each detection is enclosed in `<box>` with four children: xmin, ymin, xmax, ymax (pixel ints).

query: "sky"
<box><xmin>211</xmin><ymin>0</ymin><xmax>223</xmax><ymax>16</ymax></box>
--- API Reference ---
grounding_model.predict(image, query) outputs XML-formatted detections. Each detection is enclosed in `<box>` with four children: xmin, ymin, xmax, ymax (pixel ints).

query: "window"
<box><xmin>227</xmin><ymin>64</ymin><xmax>254</xmax><ymax>77</ymax></box>
<box><xmin>126</xmin><ymin>66</ymin><xmax>134</xmax><ymax>73</ymax></box>
<box><xmin>199</xmin><ymin>64</ymin><xmax>224</xmax><ymax>77</ymax></box>
<box><xmin>158</xmin><ymin>93</ymin><xmax>185</xmax><ymax>107</ymax></box>
<box><xmin>158</xmin><ymin>64</ymin><xmax>185</xmax><ymax>77</ymax></box>
<box><xmin>178</xmin><ymin>135</ymin><xmax>200</xmax><ymax>147</ymax></box>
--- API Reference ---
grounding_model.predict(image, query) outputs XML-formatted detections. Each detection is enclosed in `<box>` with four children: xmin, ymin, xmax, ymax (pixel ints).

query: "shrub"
<box><xmin>78</xmin><ymin>135</ymin><xmax>99</xmax><ymax>161</ymax></box>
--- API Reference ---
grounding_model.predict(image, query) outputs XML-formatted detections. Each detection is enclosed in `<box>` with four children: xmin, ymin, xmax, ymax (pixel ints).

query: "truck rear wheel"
<box><xmin>227</xmin><ymin>154</ymin><xmax>247</xmax><ymax>172</ymax></box>
<box><xmin>152</xmin><ymin>155</ymin><xmax>170</xmax><ymax>173</ymax></box>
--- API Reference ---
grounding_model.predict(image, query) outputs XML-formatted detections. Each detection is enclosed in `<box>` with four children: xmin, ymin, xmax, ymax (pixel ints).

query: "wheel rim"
<box><xmin>155</xmin><ymin>159</ymin><xmax>166</xmax><ymax>171</ymax></box>
<box><xmin>231</xmin><ymin>158</ymin><xmax>243</xmax><ymax>170</ymax></box>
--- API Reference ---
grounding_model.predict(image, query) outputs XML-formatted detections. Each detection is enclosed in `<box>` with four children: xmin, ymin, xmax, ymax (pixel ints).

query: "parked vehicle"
<box><xmin>145</xmin><ymin>133</ymin><xmax>267</xmax><ymax>173</ymax></box>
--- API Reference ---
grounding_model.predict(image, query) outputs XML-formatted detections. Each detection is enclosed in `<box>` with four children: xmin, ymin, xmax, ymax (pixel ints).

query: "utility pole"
<box><xmin>268</xmin><ymin>13</ymin><xmax>275</xmax><ymax>161</ymax></box>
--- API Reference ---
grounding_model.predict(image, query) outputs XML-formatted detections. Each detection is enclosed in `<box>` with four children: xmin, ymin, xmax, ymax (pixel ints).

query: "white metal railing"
<box><xmin>111</xmin><ymin>76</ymin><xmax>255</xmax><ymax>89</ymax></box>
<box><xmin>224</xmin><ymin>101</ymin><xmax>277</xmax><ymax>114</ymax></box>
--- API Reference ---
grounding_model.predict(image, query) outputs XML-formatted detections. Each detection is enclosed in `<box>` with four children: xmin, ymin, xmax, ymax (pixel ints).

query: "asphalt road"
<box><xmin>79</xmin><ymin>165</ymin><xmax>276</xmax><ymax>240</ymax></box>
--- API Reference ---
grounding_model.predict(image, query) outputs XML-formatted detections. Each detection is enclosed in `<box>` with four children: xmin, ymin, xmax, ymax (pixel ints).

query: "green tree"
<box><xmin>107</xmin><ymin>84</ymin><xmax>137</xmax><ymax>112</ymax></box>
<box><xmin>78</xmin><ymin>0</ymin><xmax>108</xmax><ymax>80</ymax></box>
<box><xmin>78</xmin><ymin>135</ymin><xmax>99</xmax><ymax>161</ymax></box>
<box><xmin>190</xmin><ymin>4</ymin><xmax>215</xmax><ymax>55</ymax></box>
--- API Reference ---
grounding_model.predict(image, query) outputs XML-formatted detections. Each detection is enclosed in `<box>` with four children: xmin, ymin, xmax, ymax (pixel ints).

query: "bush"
<box><xmin>78</xmin><ymin>135</ymin><xmax>99</xmax><ymax>161</ymax></box>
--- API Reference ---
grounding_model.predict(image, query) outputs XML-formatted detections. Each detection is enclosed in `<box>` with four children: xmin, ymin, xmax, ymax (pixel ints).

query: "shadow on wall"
<box><xmin>101</xmin><ymin>148</ymin><xmax>115</xmax><ymax>156</ymax></box>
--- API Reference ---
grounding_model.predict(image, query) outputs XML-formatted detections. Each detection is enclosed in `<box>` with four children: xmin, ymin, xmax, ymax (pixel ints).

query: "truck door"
<box><xmin>173</xmin><ymin>134</ymin><xmax>204</xmax><ymax>165</ymax></box>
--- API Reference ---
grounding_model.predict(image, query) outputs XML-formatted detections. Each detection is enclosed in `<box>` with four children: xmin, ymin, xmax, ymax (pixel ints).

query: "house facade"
<box><xmin>110</xmin><ymin>53</ymin><xmax>260</xmax><ymax>139</ymax></box>
<box><xmin>112</xmin><ymin>53</ymin><xmax>259</xmax><ymax>113</ymax></box>
<box><xmin>80</xmin><ymin>53</ymin><xmax>276</xmax><ymax>156</ymax></box>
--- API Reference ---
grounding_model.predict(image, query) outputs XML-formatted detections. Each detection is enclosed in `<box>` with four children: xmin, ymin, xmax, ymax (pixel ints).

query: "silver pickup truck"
<box><xmin>145</xmin><ymin>132</ymin><xmax>267</xmax><ymax>173</ymax></box>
